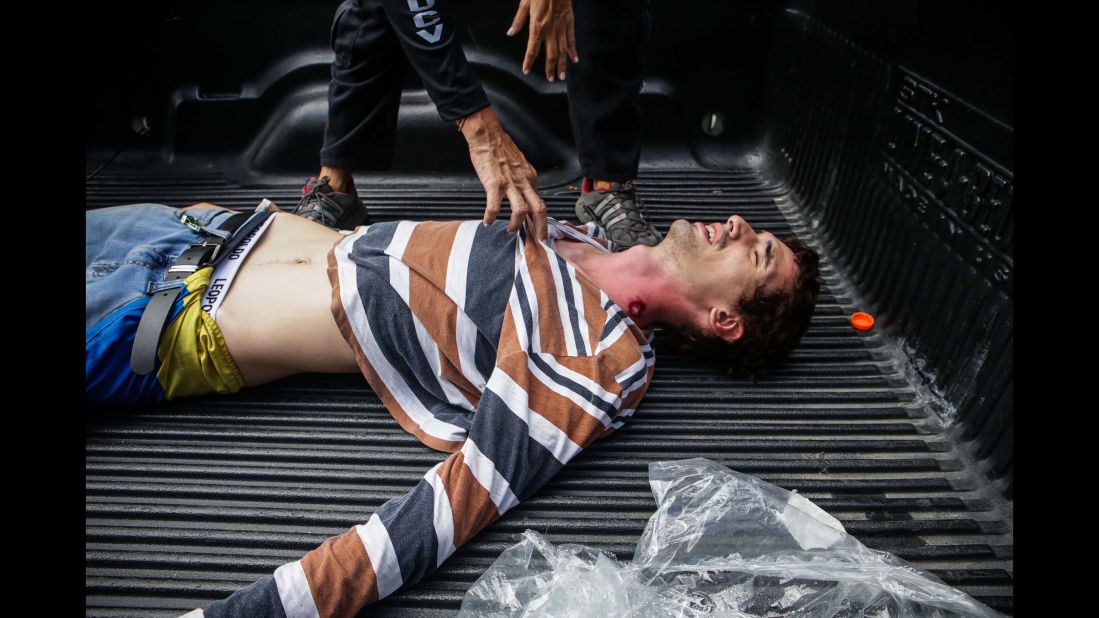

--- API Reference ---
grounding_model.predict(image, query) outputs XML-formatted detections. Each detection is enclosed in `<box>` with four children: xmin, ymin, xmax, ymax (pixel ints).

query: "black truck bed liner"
<box><xmin>85</xmin><ymin>168</ymin><xmax>1013</xmax><ymax>616</ymax></box>
<box><xmin>86</xmin><ymin>2</ymin><xmax>1012</xmax><ymax>614</ymax></box>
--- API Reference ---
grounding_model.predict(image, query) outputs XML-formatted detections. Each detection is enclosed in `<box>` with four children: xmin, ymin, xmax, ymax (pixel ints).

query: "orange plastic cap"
<box><xmin>850</xmin><ymin>312</ymin><xmax>875</xmax><ymax>331</ymax></box>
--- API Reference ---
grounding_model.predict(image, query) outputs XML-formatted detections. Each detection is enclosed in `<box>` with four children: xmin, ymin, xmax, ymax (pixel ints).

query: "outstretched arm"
<box><xmin>198</xmin><ymin>346</ymin><xmax>647</xmax><ymax>617</ymax></box>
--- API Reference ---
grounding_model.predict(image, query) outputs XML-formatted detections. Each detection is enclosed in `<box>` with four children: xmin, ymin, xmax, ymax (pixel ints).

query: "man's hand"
<box><xmin>507</xmin><ymin>0</ymin><xmax>578</xmax><ymax>82</ymax></box>
<box><xmin>459</xmin><ymin>106</ymin><xmax>547</xmax><ymax>241</ymax></box>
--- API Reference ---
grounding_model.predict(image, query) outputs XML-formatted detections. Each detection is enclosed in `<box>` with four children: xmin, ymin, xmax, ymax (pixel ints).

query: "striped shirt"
<box><xmin>203</xmin><ymin>219</ymin><xmax>654</xmax><ymax>618</ymax></box>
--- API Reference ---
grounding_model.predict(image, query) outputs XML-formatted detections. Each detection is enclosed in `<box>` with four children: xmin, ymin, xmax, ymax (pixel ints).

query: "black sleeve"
<box><xmin>378</xmin><ymin>0</ymin><xmax>491</xmax><ymax>122</ymax></box>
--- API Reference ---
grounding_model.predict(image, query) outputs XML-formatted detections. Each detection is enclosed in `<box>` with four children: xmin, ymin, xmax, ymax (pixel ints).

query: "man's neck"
<box><xmin>553</xmin><ymin>239</ymin><xmax>694</xmax><ymax>330</ymax></box>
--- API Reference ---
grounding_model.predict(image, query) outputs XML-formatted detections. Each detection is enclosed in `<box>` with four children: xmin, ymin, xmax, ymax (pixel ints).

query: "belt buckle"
<box><xmin>184</xmin><ymin>238</ymin><xmax>223</xmax><ymax>264</ymax></box>
<box><xmin>168</xmin><ymin>239</ymin><xmax>223</xmax><ymax>276</ymax></box>
<box><xmin>197</xmin><ymin>238</ymin><xmax>222</xmax><ymax>263</ymax></box>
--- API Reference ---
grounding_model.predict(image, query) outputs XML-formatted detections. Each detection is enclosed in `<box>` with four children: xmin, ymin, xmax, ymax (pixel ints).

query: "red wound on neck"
<box><xmin>628</xmin><ymin>300</ymin><xmax>646</xmax><ymax>319</ymax></box>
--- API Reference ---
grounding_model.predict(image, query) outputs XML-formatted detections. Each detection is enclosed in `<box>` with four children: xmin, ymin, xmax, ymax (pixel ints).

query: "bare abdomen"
<box><xmin>216</xmin><ymin>213</ymin><xmax>360</xmax><ymax>386</ymax></box>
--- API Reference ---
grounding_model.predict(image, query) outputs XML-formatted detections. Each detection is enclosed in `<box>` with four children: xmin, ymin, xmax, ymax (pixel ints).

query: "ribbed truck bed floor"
<box><xmin>85</xmin><ymin>168</ymin><xmax>1014</xmax><ymax>616</ymax></box>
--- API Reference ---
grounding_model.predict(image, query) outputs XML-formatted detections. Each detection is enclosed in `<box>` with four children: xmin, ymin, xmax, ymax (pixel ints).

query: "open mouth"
<box><xmin>696</xmin><ymin>222</ymin><xmax>717</xmax><ymax>243</ymax></box>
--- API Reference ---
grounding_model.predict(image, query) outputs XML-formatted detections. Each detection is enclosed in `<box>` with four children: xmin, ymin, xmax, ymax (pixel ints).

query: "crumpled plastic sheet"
<box><xmin>459</xmin><ymin>458</ymin><xmax>1002</xmax><ymax>617</ymax></box>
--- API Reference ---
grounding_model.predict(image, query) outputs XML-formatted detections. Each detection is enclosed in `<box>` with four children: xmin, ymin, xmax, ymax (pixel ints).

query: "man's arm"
<box><xmin>372</xmin><ymin>0</ymin><xmax>547</xmax><ymax>240</ymax></box>
<box><xmin>200</xmin><ymin>344</ymin><xmax>648</xmax><ymax>617</ymax></box>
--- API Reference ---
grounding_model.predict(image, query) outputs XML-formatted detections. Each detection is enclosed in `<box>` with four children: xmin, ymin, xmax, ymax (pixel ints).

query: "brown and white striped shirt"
<box><xmin>204</xmin><ymin>218</ymin><xmax>654</xmax><ymax>618</ymax></box>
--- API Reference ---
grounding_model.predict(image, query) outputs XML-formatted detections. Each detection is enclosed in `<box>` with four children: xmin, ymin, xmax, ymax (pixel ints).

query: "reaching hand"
<box><xmin>507</xmin><ymin>0</ymin><xmax>578</xmax><ymax>82</ymax></box>
<box><xmin>459</xmin><ymin>107</ymin><xmax>547</xmax><ymax>241</ymax></box>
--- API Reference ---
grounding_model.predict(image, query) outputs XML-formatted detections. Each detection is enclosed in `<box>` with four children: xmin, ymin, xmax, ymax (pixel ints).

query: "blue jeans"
<box><xmin>85</xmin><ymin>203</ymin><xmax>235</xmax><ymax>405</ymax></box>
<box><xmin>86</xmin><ymin>204</ymin><xmax>235</xmax><ymax>330</ymax></box>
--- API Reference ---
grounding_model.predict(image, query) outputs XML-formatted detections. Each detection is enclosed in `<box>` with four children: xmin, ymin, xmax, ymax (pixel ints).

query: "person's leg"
<box><xmin>296</xmin><ymin>0</ymin><xmax>409</xmax><ymax>229</ymax></box>
<box><xmin>318</xmin><ymin>0</ymin><xmax>408</xmax><ymax>194</ymax></box>
<box><xmin>566</xmin><ymin>0</ymin><xmax>660</xmax><ymax>250</ymax></box>
<box><xmin>566</xmin><ymin>0</ymin><xmax>650</xmax><ymax>184</ymax></box>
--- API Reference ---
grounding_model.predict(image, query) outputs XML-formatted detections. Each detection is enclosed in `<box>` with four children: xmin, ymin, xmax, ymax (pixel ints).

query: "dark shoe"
<box><xmin>574</xmin><ymin>180</ymin><xmax>662</xmax><ymax>250</ymax></box>
<box><xmin>293</xmin><ymin>176</ymin><xmax>367</xmax><ymax>230</ymax></box>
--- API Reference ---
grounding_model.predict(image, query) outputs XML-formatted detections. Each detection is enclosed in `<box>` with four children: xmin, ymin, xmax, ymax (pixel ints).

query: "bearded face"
<box><xmin>659</xmin><ymin>218</ymin><xmax>706</xmax><ymax>264</ymax></box>
<box><xmin>655</xmin><ymin>216</ymin><xmax>799</xmax><ymax>313</ymax></box>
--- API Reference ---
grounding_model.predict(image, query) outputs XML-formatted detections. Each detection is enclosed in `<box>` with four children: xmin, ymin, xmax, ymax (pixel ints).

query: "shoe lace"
<box><xmin>601</xmin><ymin>182</ymin><xmax>659</xmax><ymax>237</ymax></box>
<box><xmin>298</xmin><ymin>176</ymin><xmax>342</xmax><ymax>226</ymax></box>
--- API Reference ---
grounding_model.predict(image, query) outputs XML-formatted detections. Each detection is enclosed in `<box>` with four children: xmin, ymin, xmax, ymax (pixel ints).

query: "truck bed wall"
<box><xmin>758</xmin><ymin>4</ymin><xmax>1013</xmax><ymax>498</ymax></box>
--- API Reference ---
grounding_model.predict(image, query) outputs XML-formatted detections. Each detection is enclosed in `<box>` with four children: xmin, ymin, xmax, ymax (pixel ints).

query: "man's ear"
<box><xmin>708</xmin><ymin>307</ymin><xmax>744</xmax><ymax>344</ymax></box>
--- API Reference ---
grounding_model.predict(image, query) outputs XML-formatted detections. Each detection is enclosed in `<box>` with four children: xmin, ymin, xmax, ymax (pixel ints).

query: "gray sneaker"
<box><xmin>574</xmin><ymin>180</ymin><xmax>662</xmax><ymax>250</ymax></box>
<box><xmin>293</xmin><ymin>176</ymin><xmax>368</xmax><ymax>229</ymax></box>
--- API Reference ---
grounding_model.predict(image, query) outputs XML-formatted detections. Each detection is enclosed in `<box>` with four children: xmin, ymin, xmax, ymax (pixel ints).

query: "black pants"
<box><xmin>321</xmin><ymin>0</ymin><xmax>650</xmax><ymax>181</ymax></box>
<box><xmin>320</xmin><ymin>0</ymin><xmax>491</xmax><ymax>169</ymax></box>
<box><xmin>568</xmin><ymin>0</ymin><xmax>651</xmax><ymax>182</ymax></box>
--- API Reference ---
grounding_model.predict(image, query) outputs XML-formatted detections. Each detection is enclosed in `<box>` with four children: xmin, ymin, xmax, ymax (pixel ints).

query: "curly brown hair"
<box><xmin>675</xmin><ymin>235</ymin><xmax>821</xmax><ymax>378</ymax></box>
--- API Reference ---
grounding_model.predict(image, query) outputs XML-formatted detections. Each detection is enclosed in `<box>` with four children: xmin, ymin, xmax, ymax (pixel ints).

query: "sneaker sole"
<box><xmin>336</xmin><ymin>197</ymin><xmax>368</xmax><ymax>229</ymax></box>
<box><xmin>337</xmin><ymin>207</ymin><xmax>369</xmax><ymax>230</ymax></box>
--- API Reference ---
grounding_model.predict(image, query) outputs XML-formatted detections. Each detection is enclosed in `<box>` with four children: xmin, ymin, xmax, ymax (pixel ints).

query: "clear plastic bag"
<box><xmin>459</xmin><ymin>458</ymin><xmax>1002</xmax><ymax>617</ymax></box>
